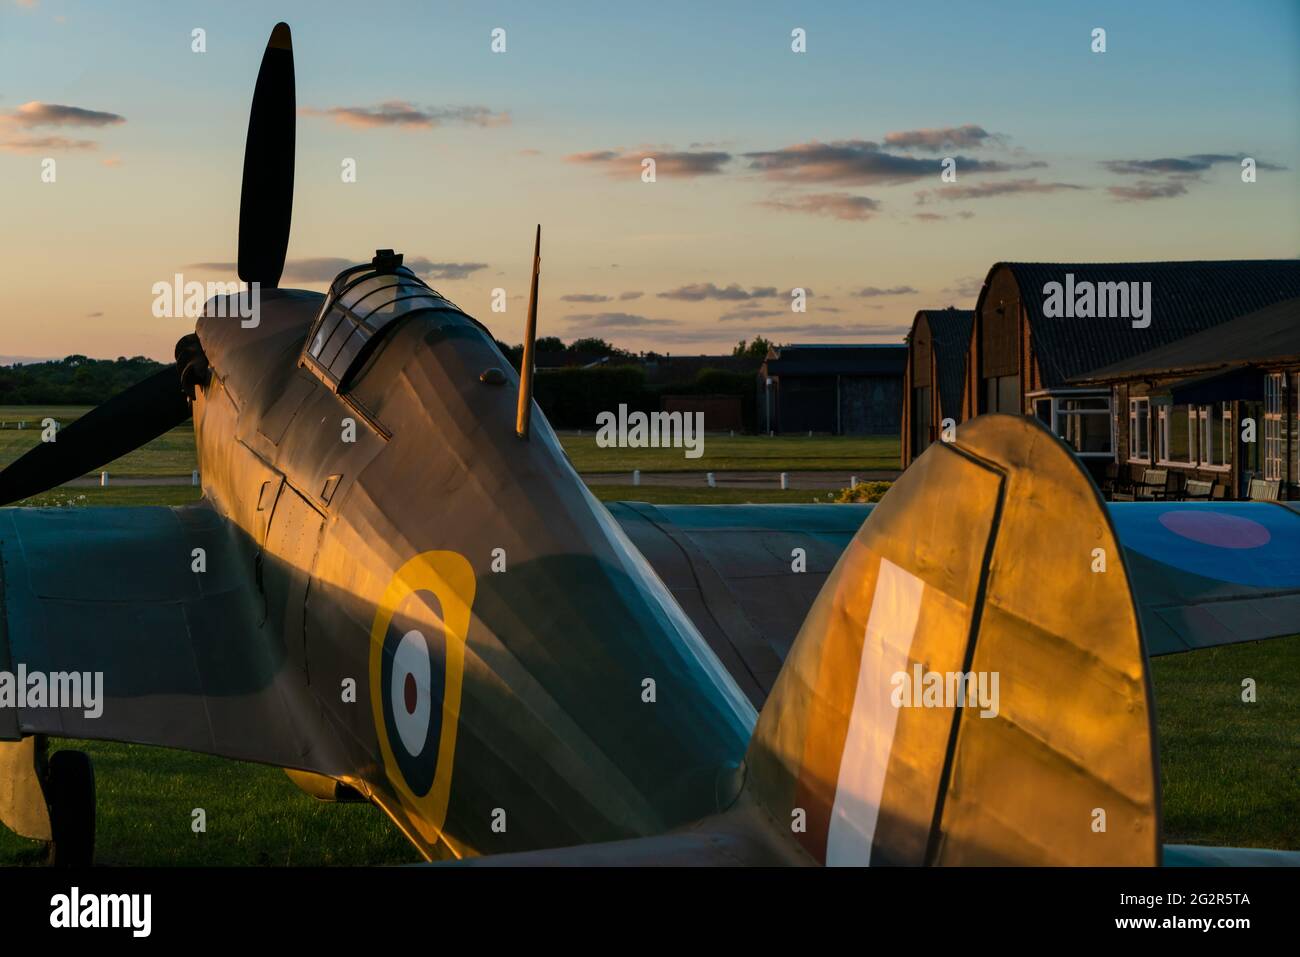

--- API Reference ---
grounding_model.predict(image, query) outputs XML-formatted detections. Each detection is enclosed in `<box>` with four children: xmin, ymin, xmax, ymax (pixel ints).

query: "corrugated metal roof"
<box><xmin>986</xmin><ymin>260</ymin><xmax>1300</xmax><ymax>386</ymax></box>
<box><xmin>916</xmin><ymin>308</ymin><xmax>973</xmax><ymax>419</ymax></box>
<box><xmin>1073</xmin><ymin>295</ymin><xmax>1300</xmax><ymax>381</ymax></box>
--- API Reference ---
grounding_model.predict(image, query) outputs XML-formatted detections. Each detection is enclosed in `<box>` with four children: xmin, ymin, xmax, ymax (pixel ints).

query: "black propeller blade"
<box><xmin>237</xmin><ymin>21</ymin><xmax>296</xmax><ymax>288</ymax></box>
<box><xmin>0</xmin><ymin>365</ymin><xmax>191</xmax><ymax>506</ymax></box>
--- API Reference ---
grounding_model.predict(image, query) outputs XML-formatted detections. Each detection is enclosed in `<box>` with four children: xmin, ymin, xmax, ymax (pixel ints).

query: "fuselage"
<box><xmin>191</xmin><ymin>288</ymin><xmax>755</xmax><ymax>858</ymax></box>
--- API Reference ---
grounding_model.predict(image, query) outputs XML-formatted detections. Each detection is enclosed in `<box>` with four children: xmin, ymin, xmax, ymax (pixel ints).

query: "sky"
<box><xmin>1</xmin><ymin>0</ymin><xmax>1298</xmax><ymax>361</ymax></box>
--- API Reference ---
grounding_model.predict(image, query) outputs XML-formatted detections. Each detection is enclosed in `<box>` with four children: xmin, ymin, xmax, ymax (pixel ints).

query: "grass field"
<box><xmin>0</xmin><ymin>406</ymin><xmax>196</xmax><ymax>476</ymax></box>
<box><xmin>0</xmin><ymin>406</ymin><xmax>902</xmax><ymax>478</ymax></box>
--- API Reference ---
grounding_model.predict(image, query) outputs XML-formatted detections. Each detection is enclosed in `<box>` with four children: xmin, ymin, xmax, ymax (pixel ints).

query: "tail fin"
<box><xmin>745</xmin><ymin>414</ymin><xmax>1160</xmax><ymax>865</ymax></box>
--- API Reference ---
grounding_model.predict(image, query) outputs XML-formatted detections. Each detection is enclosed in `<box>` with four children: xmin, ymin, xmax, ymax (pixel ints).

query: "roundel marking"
<box><xmin>1157</xmin><ymin>509</ymin><xmax>1271</xmax><ymax>549</ymax></box>
<box><xmin>369</xmin><ymin>551</ymin><xmax>476</xmax><ymax>838</ymax></box>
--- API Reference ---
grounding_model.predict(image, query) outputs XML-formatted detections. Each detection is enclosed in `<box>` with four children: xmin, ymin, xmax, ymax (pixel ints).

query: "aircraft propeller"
<box><xmin>238</xmin><ymin>22</ymin><xmax>296</xmax><ymax>288</ymax></box>
<box><xmin>0</xmin><ymin>23</ymin><xmax>295</xmax><ymax>505</ymax></box>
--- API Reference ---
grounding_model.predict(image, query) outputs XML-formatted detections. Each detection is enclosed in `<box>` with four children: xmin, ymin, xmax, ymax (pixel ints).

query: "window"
<box><xmin>1193</xmin><ymin>403</ymin><xmax>1231</xmax><ymax>469</ymax></box>
<box><xmin>1029</xmin><ymin>395</ymin><xmax>1112</xmax><ymax>457</ymax></box>
<box><xmin>1158</xmin><ymin>404</ymin><xmax>1192</xmax><ymax>464</ymax></box>
<box><xmin>1128</xmin><ymin>397</ymin><xmax>1150</xmax><ymax>462</ymax></box>
<box><xmin>1293</xmin><ymin>373</ymin><xmax>1300</xmax><ymax>485</ymax></box>
<box><xmin>1264</xmin><ymin>373</ymin><xmax>1284</xmax><ymax>481</ymax></box>
<box><xmin>302</xmin><ymin>251</ymin><xmax>460</xmax><ymax>392</ymax></box>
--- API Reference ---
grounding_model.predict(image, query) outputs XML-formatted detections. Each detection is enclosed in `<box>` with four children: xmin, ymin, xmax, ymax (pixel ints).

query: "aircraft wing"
<box><xmin>0</xmin><ymin>504</ymin><xmax>346</xmax><ymax>776</ymax></box>
<box><xmin>610</xmin><ymin>500</ymin><xmax>1300</xmax><ymax>707</ymax></box>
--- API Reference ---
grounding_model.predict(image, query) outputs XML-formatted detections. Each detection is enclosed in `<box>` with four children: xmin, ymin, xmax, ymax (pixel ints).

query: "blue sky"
<box><xmin>2</xmin><ymin>0</ymin><xmax>1297</xmax><ymax>359</ymax></box>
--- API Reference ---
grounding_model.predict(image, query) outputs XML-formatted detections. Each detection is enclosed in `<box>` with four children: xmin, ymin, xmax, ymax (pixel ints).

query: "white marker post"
<box><xmin>780</xmin><ymin>472</ymin><xmax>789</xmax><ymax>490</ymax></box>
<box><xmin>100</xmin><ymin>471</ymin><xmax>109</xmax><ymax>487</ymax></box>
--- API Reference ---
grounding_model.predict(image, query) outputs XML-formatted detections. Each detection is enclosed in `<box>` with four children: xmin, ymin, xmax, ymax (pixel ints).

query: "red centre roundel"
<box><xmin>390</xmin><ymin>629</ymin><xmax>433</xmax><ymax>757</ymax></box>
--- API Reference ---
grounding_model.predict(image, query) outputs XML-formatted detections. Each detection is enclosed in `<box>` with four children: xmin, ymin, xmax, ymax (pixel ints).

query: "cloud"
<box><xmin>743</xmin><ymin>139</ymin><xmax>1037</xmax><ymax>186</ymax></box>
<box><xmin>565</xmin><ymin>148</ymin><xmax>731</xmax><ymax>178</ymax></box>
<box><xmin>657</xmin><ymin>282</ymin><xmax>782</xmax><ymax>302</ymax></box>
<box><xmin>943</xmin><ymin>276</ymin><xmax>985</xmax><ymax>298</ymax></box>
<box><xmin>560</xmin><ymin>293</ymin><xmax>612</xmax><ymax>303</ymax></box>
<box><xmin>1101</xmin><ymin>153</ymin><xmax>1284</xmax><ymax>176</ymax></box>
<box><xmin>759</xmin><ymin>192</ymin><xmax>881</xmax><ymax>221</ymax></box>
<box><xmin>913</xmin><ymin>210</ymin><xmax>974</xmax><ymax>222</ymax></box>
<box><xmin>188</xmin><ymin>257</ymin><xmax>487</xmax><ymax>282</ymax></box>
<box><xmin>852</xmin><ymin>285</ymin><xmax>918</xmax><ymax>298</ymax></box>
<box><xmin>0</xmin><ymin>135</ymin><xmax>96</xmax><ymax>152</ymax></box>
<box><xmin>746</xmin><ymin>322</ymin><xmax>910</xmax><ymax>338</ymax></box>
<box><xmin>618</xmin><ymin>291</ymin><xmax>643</xmax><ymax>301</ymax></box>
<box><xmin>565</xmin><ymin>312</ymin><xmax>678</xmax><ymax>328</ymax></box>
<box><xmin>719</xmin><ymin>308</ymin><xmax>784</xmax><ymax>322</ymax></box>
<box><xmin>884</xmin><ymin>125</ymin><xmax>1001</xmax><ymax>152</ymax></box>
<box><xmin>1099</xmin><ymin>153</ymin><xmax>1285</xmax><ymax>201</ymax></box>
<box><xmin>303</xmin><ymin>101</ymin><xmax>509</xmax><ymax>129</ymax></box>
<box><xmin>1</xmin><ymin>102</ymin><xmax>124</xmax><ymax>128</ymax></box>
<box><xmin>1106</xmin><ymin>181</ymin><xmax>1191</xmax><ymax>202</ymax></box>
<box><xmin>916</xmin><ymin>178</ymin><xmax>1087</xmax><ymax>202</ymax></box>
<box><xmin>101</xmin><ymin>156</ymin><xmax>122</xmax><ymax>167</ymax></box>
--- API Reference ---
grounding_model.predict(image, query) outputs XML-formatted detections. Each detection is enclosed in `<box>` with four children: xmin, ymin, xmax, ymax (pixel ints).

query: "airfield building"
<box><xmin>900</xmin><ymin>308</ymin><xmax>974</xmax><ymax>467</ymax></box>
<box><xmin>758</xmin><ymin>344</ymin><xmax>906</xmax><ymax>436</ymax></box>
<box><xmin>1072</xmin><ymin>295</ymin><xmax>1300</xmax><ymax>500</ymax></box>
<box><xmin>962</xmin><ymin>260</ymin><xmax>1300</xmax><ymax>485</ymax></box>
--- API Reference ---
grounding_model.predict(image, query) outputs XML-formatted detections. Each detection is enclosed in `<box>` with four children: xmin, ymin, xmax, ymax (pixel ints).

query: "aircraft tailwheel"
<box><xmin>46</xmin><ymin>750</ymin><xmax>96</xmax><ymax>867</ymax></box>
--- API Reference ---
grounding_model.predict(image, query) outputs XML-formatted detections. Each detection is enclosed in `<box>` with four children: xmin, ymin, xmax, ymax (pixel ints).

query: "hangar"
<box><xmin>757</xmin><ymin>344</ymin><xmax>905</xmax><ymax>436</ymax></box>
<box><xmin>900</xmin><ymin>308</ymin><xmax>973</xmax><ymax>467</ymax></box>
<box><xmin>965</xmin><ymin>259</ymin><xmax>1300</xmax><ymax>482</ymax></box>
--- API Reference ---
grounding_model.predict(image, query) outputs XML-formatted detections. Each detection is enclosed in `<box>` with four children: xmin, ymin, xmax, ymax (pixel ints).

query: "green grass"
<box><xmin>0</xmin><ymin>405</ymin><xmax>196</xmax><ymax>476</ymax></box>
<box><xmin>0</xmin><ymin>742</ymin><xmax>418</xmax><ymax>866</ymax></box>
<box><xmin>1150</xmin><ymin>638</ymin><xmax>1300</xmax><ymax>850</ymax></box>
<box><xmin>0</xmin><ymin>407</ymin><xmax>903</xmax><ymax>478</ymax></box>
<box><xmin>559</xmin><ymin>432</ymin><xmax>900</xmax><ymax>473</ymax></box>
<box><xmin>12</xmin><ymin>486</ymin><xmax>203</xmax><ymax>507</ymax></box>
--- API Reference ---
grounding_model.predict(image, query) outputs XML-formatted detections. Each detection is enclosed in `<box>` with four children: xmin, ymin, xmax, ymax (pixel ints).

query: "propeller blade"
<box><xmin>237</xmin><ymin>21</ymin><xmax>296</xmax><ymax>288</ymax></box>
<box><xmin>516</xmin><ymin>224</ymin><xmax>541</xmax><ymax>439</ymax></box>
<box><xmin>0</xmin><ymin>365</ymin><xmax>191</xmax><ymax>506</ymax></box>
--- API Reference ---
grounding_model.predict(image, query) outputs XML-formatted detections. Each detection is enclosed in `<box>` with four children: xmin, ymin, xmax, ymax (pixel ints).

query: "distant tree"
<box><xmin>732</xmin><ymin>336</ymin><xmax>774</xmax><ymax>360</ymax></box>
<box><xmin>536</xmin><ymin>336</ymin><xmax>566</xmax><ymax>352</ymax></box>
<box><xmin>567</xmin><ymin>337</ymin><xmax>634</xmax><ymax>361</ymax></box>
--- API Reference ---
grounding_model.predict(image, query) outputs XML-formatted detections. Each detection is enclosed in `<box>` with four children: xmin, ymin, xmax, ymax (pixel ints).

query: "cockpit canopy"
<box><xmin>301</xmin><ymin>249</ymin><xmax>458</xmax><ymax>391</ymax></box>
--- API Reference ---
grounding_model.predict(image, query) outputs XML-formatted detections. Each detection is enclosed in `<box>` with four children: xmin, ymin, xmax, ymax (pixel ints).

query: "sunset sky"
<box><xmin>2</xmin><ymin>0</ymin><xmax>1298</xmax><ymax>361</ymax></box>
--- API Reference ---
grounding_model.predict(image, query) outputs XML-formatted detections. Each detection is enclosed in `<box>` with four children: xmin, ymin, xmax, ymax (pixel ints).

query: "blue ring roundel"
<box><xmin>378</xmin><ymin>593</ymin><xmax>447</xmax><ymax>798</ymax></box>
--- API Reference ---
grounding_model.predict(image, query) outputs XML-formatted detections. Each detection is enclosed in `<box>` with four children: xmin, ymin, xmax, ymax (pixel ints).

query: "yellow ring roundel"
<box><xmin>369</xmin><ymin>551</ymin><xmax>476</xmax><ymax>837</ymax></box>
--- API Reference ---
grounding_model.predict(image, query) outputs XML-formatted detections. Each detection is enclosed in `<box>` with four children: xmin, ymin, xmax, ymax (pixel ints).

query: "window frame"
<box><xmin>1128</xmin><ymin>396</ymin><xmax>1151</xmax><ymax>464</ymax></box>
<box><xmin>1192</xmin><ymin>403</ymin><xmax>1232</xmax><ymax>471</ymax></box>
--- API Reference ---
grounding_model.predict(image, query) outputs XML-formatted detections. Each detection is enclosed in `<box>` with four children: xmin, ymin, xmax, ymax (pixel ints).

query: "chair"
<box><xmin>1133</xmin><ymin>468</ymin><xmax>1169</xmax><ymax>500</ymax></box>
<box><xmin>1101</xmin><ymin>462</ymin><xmax>1135</xmax><ymax>499</ymax></box>
<box><xmin>1182</xmin><ymin>479</ymin><xmax>1214</xmax><ymax>501</ymax></box>
<box><xmin>1248</xmin><ymin>477</ymin><xmax>1281</xmax><ymax>501</ymax></box>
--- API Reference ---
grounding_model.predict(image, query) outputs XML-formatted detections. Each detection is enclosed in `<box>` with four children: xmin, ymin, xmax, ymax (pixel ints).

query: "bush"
<box><xmin>833</xmin><ymin>480</ymin><xmax>892</xmax><ymax>503</ymax></box>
